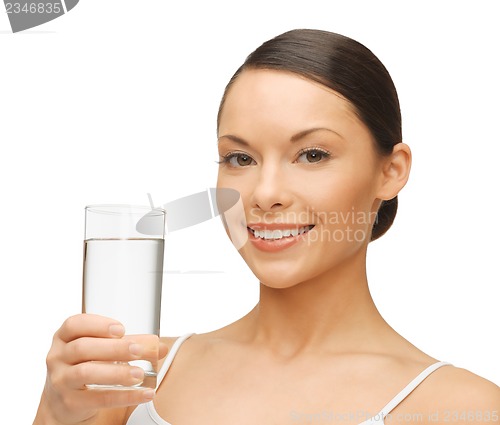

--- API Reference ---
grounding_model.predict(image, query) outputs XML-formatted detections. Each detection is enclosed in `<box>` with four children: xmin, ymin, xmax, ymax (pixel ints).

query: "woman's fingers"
<box><xmin>38</xmin><ymin>314</ymin><xmax>166</xmax><ymax>425</ymax></box>
<box><xmin>57</xmin><ymin>314</ymin><xmax>125</xmax><ymax>343</ymax></box>
<box><xmin>64</xmin><ymin>337</ymin><xmax>141</xmax><ymax>364</ymax></box>
<box><xmin>66</xmin><ymin>362</ymin><xmax>145</xmax><ymax>389</ymax></box>
<box><xmin>64</xmin><ymin>334</ymin><xmax>160</xmax><ymax>364</ymax></box>
<box><xmin>76</xmin><ymin>386</ymin><xmax>156</xmax><ymax>411</ymax></box>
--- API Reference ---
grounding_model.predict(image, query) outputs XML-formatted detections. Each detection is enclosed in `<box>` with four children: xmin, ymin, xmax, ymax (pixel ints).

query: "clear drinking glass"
<box><xmin>82</xmin><ymin>204</ymin><xmax>166</xmax><ymax>389</ymax></box>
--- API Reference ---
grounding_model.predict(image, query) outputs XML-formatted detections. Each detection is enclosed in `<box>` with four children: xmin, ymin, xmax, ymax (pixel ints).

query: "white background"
<box><xmin>0</xmin><ymin>1</ymin><xmax>498</xmax><ymax>421</ymax></box>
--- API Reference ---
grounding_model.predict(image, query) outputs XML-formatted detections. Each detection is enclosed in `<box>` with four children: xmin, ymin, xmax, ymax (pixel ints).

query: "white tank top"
<box><xmin>126</xmin><ymin>333</ymin><xmax>451</xmax><ymax>425</ymax></box>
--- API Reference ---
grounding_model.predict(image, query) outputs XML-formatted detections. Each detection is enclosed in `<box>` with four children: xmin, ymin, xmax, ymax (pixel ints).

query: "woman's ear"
<box><xmin>376</xmin><ymin>143</ymin><xmax>412</xmax><ymax>200</ymax></box>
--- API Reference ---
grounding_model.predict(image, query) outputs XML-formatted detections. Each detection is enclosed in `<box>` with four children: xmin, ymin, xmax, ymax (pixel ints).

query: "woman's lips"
<box><xmin>247</xmin><ymin>224</ymin><xmax>315</xmax><ymax>252</ymax></box>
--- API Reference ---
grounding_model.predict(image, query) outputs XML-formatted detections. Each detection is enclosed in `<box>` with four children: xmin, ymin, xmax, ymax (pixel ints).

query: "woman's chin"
<box><xmin>250</xmin><ymin>267</ymin><xmax>312</xmax><ymax>290</ymax></box>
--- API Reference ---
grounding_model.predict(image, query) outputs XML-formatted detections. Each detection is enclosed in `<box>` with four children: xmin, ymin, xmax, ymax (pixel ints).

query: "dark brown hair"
<box><xmin>217</xmin><ymin>29</ymin><xmax>402</xmax><ymax>241</ymax></box>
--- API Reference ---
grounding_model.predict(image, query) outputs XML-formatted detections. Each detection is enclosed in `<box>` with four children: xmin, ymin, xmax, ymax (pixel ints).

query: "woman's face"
<box><xmin>217</xmin><ymin>69</ymin><xmax>387</xmax><ymax>288</ymax></box>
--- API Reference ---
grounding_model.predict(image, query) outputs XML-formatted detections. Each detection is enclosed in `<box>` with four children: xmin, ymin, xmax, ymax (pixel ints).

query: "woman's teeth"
<box><xmin>251</xmin><ymin>225</ymin><xmax>314</xmax><ymax>240</ymax></box>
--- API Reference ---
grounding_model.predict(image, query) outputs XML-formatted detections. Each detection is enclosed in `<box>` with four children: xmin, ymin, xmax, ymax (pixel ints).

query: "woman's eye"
<box><xmin>296</xmin><ymin>149</ymin><xmax>330</xmax><ymax>164</ymax></box>
<box><xmin>221</xmin><ymin>153</ymin><xmax>256</xmax><ymax>167</ymax></box>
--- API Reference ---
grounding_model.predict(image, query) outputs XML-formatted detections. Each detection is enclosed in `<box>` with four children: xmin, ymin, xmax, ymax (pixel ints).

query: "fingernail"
<box><xmin>129</xmin><ymin>343</ymin><xmax>143</xmax><ymax>356</ymax></box>
<box><xmin>109</xmin><ymin>324</ymin><xmax>125</xmax><ymax>337</ymax></box>
<box><xmin>143</xmin><ymin>389</ymin><xmax>155</xmax><ymax>400</ymax></box>
<box><xmin>130</xmin><ymin>368</ymin><xmax>144</xmax><ymax>382</ymax></box>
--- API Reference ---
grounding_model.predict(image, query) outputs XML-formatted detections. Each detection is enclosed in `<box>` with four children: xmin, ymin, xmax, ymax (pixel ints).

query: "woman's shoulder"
<box><xmin>158</xmin><ymin>334</ymin><xmax>197</xmax><ymax>367</ymax></box>
<box><xmin>160</xmin><ymin>335</ymin><xmax>183</xmax><ymax>349</ymax></box>
<box><xmin>156</xmin><ymin>333</ymin><xmax>499</xmax><ymax>421</ymax></box>
<box><xmin>159</xmin><ymin>330</ymin><xmax>230</xmax><ymax>358</ymax></box>
<box><xmin>431</xmin><ymin>365</ymin><xmax>499</xmax><ymax>406</ymax></box>
<box><xmin>408</xmin><ymin>363</ymin><xmax>500</xmax><ymax>421</ymax></box>
<box><xmin>390</xmin><ymin>342</ymin><xmax>499</xmax><ymax>416</ymax></box>
<box><xmin>382</xmin><ymin>333</ymin><xmax>499</xmax><ymax>413</ymax></box>
<box><xmin>159</xmin><ymin>332</ymin><xmax>499</xmax><ymax>408</ymax></box>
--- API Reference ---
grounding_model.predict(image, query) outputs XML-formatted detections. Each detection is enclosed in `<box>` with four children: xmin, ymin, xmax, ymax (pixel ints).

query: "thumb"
<box><xmin>159</xmin><ymin>342</ymin><xmax>169</xmax><ymax>360</ymax></box>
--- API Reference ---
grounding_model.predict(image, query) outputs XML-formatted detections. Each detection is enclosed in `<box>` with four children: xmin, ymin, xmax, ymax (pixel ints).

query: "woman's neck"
<box><xmin>239</xmin><ymin>248</ymin><xmax>391</xmax><ymax>358</ymax></box>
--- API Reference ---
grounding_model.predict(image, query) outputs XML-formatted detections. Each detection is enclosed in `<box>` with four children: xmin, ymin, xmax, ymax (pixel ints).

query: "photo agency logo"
<box><xmin>138</xmin><ymin>188</ymin><xmax>248</xmax><ymax>250</ymax></box>
<box><xmin>4</xmin><ymin>0</ymin><xmax>79</xmax><ymax>32</ymax></box>
<box><xmin>136</xmin><ymin>188</ymin><xmax>247</xmax><ymax>275</ymax></box>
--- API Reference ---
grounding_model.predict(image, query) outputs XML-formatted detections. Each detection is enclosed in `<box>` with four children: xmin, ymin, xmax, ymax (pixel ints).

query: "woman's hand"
<box><xmin>33</xmin><ymin>314</ymin><xmax>168</xmax><ymax>425</ymax></box>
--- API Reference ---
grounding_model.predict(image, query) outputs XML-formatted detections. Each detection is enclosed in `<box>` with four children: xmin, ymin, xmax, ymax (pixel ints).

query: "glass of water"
<box><xmin>82</xmin><ymin>204</ymin><xmax>166</xmax><ymax>389</ymax></box>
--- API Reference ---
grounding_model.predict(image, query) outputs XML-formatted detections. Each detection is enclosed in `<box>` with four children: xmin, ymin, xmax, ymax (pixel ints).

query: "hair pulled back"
<box><xmin>217</xmin><ymin>29</ymin><xmax>402</xmax><ymax>241</ymax></box>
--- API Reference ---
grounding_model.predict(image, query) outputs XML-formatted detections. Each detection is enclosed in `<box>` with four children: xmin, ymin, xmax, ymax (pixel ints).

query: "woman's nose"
<box><xmin>250</xmin><ymin>164</ymin><xmax>293</xmax><ymax>212</ymax></box>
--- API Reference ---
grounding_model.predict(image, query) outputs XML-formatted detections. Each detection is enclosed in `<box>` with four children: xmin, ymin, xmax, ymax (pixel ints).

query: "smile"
<box><xmin>248</xmin><ymin>225</ymin><xmax>315</xmax><ymax>240</ymax></box>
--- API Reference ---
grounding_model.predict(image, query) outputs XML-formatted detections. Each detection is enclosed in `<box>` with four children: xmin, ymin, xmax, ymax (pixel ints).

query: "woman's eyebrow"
<box><xmin>290</xmin><ymin>127</ymin><xmax>344</xmax><ymax>142</ymax></box>
<box><xmin>217</xmin><ymin>134</ymin><xmax>249</xmax><ymax>146</ymax></box>
<box><xmin>218</xmin><ymin>127</ymin><xmax>344</xmax><ymax>146</ymax></box>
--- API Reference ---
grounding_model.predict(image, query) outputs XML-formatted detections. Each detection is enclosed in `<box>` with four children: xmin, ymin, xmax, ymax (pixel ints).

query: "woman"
<box><xmin>34</xmin><ymin>29</ymin><xmax>499</xmax><ymax>425</ymax></box>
